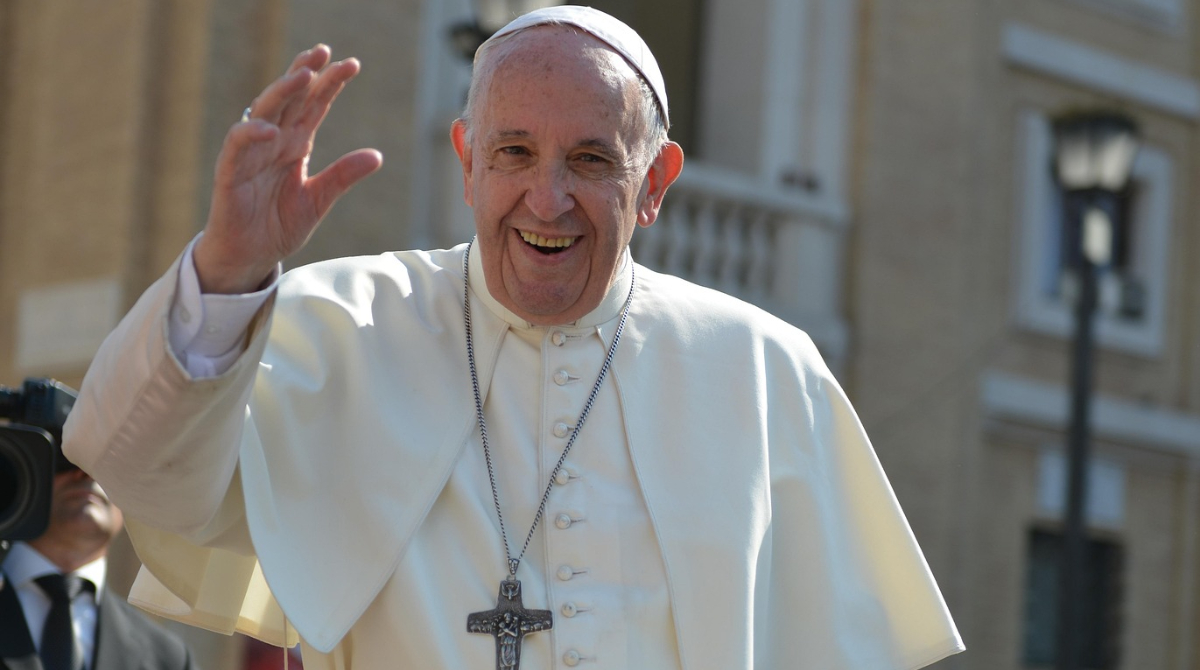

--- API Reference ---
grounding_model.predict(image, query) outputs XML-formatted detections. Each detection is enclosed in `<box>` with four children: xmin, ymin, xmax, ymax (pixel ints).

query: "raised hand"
<box><xmin>193</xmin><ymin>45</ymin><xmax>384</xmax><ymax>294</ymax></box>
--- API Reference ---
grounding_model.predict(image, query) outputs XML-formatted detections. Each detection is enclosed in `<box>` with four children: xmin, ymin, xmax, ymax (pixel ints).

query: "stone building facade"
<box><xmin>1</xmin><ymin>0</ymin><xmax>1198</xmax><ymax>668</ymax></box>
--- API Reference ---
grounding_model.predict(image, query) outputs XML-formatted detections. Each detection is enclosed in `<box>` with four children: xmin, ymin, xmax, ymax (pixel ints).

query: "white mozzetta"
<box><xmin>65</xmin><ymin>244</ymin><xmax>963</xmax><ymax>669</ymax></box>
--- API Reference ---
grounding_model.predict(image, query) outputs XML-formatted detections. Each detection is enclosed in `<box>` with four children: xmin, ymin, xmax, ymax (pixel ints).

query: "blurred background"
<box><xmin>0</xmin><ymin>0</ymin><xmax>1197</xmax><ymax>668</ymax></box>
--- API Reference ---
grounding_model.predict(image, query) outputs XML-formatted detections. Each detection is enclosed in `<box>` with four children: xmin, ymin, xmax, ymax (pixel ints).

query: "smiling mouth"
<box><xmin>520</xmin><ymin>230</ymin><xmax>577</xmax><ymax>254</ymax></box>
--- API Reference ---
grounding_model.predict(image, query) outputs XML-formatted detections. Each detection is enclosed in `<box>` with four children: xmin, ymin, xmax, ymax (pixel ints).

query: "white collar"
<box><xmin>1</xmin><ymin>541</ymin><xmax>107</xmax><ymax>601</ymax></box>
<box><xmin>466</xmin><ymin>239</ymin><xmax>633</xmax><ymax>331</ymax></box>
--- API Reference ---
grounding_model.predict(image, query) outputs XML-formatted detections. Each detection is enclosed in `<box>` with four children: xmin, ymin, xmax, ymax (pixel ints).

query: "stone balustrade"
<box><xmin>632</xmin><ymin>162</ymin><xmax>849</xmax><ymax>367</ymax></box>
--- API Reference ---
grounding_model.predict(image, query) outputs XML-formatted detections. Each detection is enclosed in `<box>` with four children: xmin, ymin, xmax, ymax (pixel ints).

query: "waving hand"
<box><xmin>193</xmin><ymin>45</ymin><xmax>384</xmax><ymax>294</ymax></box>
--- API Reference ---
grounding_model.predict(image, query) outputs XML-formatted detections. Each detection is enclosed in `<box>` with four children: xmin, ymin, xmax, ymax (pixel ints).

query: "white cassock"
<box><xmin>64</xmin><ymin>240</ymin><xmax>965</xmax><ymax>669</ymax></box>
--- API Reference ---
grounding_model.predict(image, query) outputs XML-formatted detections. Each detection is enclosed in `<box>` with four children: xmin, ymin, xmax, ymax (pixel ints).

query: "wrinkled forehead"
<box><xmin>482</xmin><ymin>27</ymin><xmax>636</xmax><ymax>97</ymax></box>
<box><xmin>476</xmin><ymin>29</ymin><xmax>645</xmax><ymax>150</ymax></box>
<box><xmin>477</xmin><ymin>6</ymin><xmax>669</xmax><ymax>129</ymax></box>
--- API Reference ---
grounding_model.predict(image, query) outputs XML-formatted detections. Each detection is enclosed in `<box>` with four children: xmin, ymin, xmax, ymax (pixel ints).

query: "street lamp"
<box><xmin>1049</xmin><ymin>110</ymin><xmax>1139</xmax><ymax>670</ymax></box>
<box><xmin>449</xmin><ymin>0</ymin><xmax>561</xmax><ymax>62</ymax></box>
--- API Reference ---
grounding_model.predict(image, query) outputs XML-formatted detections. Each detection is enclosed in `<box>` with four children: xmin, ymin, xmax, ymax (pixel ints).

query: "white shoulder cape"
<box><xmin>65</xmin><ymin>245</ymin><xmax>964</xmax><ymax>668</ymax></box>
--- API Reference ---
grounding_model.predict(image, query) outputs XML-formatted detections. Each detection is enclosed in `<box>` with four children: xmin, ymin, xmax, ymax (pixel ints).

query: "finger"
<box><xmin>307</xmin><ymin>149</ymin><xmax>384</xmax><ymax>218</ymax></box>
<box><xmin>213</xmin><ymin>120</ymin><xmax>283</xmax><ymax>187</ymax></box>
<box><xmin>246</xmin><ymin>67</ymin><xmax>316</xmax><ymax>125</ymax></box>
<box><xmin>238</xmin><ymin>46</ymin><xmax>331</xmax><ymax>126</ymax></box>
<box><xmin>253</xmin><ymin>45</ymin><xmax>330</xmax><ymax>123</ymax></box>
<box><xmin>289</xmin><ymin>58</ymin><xmax>362</xmax><ymax>133</ymax></box>
<box><xmin>286</xmin><ymin>44</ymin><xmax>332</xmax><ymax>76</ymax></box>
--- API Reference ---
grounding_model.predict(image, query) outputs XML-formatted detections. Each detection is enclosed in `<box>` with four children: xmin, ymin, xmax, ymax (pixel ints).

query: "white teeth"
<box><xmin>520</xmin><ymin>231</ymin><xmax>576</xmax><ymax>248</ymax></box>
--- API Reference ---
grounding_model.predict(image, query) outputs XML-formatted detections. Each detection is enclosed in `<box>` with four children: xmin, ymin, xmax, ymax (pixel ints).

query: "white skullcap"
<box><xmin>482</xmin><ymin>5</ymin><xmax>670</xmax><ymax>129</ymax></box>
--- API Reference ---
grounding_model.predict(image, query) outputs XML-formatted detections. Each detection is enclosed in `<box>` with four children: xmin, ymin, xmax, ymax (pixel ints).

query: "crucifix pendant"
<box><xmin>467</xmin><ymin>579</ymin><xmax>553</xmax><ymax>670</ymax></box>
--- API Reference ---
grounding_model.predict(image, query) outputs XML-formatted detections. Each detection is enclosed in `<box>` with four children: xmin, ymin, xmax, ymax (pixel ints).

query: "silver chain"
<box><xmin>463</xmin><ymin>242</ymin><xmax>635</xmax><ymax>579</ymax></box>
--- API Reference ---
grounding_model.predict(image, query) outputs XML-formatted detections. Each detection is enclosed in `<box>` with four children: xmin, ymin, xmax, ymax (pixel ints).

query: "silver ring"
<box><xmin>241</xmin><ymin>107</ymin><xmax>252</xmax><ymax>123</ymax></box>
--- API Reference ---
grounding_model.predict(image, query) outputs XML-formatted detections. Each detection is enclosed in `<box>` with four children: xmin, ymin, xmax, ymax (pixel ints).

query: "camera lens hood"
<box><xmin>0</xmin><ymin>423</ymin><xmax>54</xmax><ymax>541</ymax></box>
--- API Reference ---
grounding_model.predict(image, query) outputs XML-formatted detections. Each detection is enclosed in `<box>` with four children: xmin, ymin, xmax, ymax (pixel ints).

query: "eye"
<box><xmin>572</xmin><ymin>152</ymin><xmax>612</xmax><ymax>169</ymax></box>
<box><xmin>489</xmin><ymin>145</ymin><xmax>534</xmax><ymax>168</ymax></box>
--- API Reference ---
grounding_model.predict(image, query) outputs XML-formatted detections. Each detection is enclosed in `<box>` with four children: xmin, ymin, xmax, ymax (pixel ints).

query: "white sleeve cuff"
<box><xmin>168</xmin><ymin>235</ymin><xmax>280</xmax><ymax>377</ymax></box>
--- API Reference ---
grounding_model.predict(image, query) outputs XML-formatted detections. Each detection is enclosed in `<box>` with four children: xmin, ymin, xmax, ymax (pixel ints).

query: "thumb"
<box><xmin>307</xmin><ymin>149</ymin><xmax>384</xmax><ymax>219</ymax></box>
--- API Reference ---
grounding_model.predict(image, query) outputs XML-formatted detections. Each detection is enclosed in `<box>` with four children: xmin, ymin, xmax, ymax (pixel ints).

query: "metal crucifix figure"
<box><xmin>467</xmin><ymin>579</ymin><xmax>553</xmax><ymax>670</ymax></box>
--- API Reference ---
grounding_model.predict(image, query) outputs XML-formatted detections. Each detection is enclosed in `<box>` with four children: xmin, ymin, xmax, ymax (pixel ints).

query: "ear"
<box><xmin>450</xmin><ymin>119</ymin><xmax>473</xmax><ymax>207</ymax></box>
<box><xmin>636</xmin><ymin>141</ymin><xmax>684</xmax><ymax>228</ymax></box>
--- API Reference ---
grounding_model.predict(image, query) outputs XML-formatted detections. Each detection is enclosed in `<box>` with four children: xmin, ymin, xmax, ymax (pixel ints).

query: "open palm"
<box><xmin>195</xmin><ymin>45</ymin><xmax>383</xmax><ymax>294</ymax></box>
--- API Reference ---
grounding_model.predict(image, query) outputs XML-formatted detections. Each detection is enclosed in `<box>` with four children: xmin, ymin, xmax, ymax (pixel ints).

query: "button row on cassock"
<box><xmin>545</xmin><ymin>330</ymin><xmax>597</xmax><ymax>666</ymax></box>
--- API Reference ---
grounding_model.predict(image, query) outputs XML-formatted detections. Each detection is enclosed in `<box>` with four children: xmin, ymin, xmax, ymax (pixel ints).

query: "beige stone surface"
<box><xmin>849</xmin><ymin>1</ymin><xmax>1200</xmax><ymax>668</ymax></box>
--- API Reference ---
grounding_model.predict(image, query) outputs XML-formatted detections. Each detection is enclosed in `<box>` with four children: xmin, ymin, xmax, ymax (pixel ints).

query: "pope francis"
<box><xmin>64</xmin><ymin>6</ymin><xmax>965</xmax><ymax>670</ymax></box>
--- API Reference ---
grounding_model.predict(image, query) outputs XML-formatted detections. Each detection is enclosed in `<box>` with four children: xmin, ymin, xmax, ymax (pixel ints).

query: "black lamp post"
<box><xmin>1049</xmin><ymin>110</ymin><xmax>1138</xmax><ymax>670</ymax></box>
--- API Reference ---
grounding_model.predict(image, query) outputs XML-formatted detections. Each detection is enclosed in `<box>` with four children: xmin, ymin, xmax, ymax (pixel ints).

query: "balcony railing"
<box><xmin>631</xmin><ymin>162</ymin><xmax>849</xmax><ymax>364</ymax></box>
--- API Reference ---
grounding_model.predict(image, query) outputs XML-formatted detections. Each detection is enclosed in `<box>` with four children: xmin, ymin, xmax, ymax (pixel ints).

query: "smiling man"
<box><xmin>452</xmin><ymin>23</ymin><xmax>681</xmax><ymax>326</ymax></box>
<box><xmin>64</xmin><ymin>6</ymin><xmax>963</xmax><ymax>669</ymax></box>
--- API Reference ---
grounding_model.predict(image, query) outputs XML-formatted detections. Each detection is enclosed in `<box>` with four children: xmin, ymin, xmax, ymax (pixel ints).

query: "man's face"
<box><xmin>31</xmin><ymin>469</ymin><xmax>123</xmax><ymax>558</ymax></box>
<box><xmin>452</xmin><ymin>27</ymin><xmax>681</xmax><ymax>325</ymax></box>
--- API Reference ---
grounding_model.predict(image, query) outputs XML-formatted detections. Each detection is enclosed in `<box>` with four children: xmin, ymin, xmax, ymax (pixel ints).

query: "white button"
<box><xmin>561</xmin><ymin>602</ymin><xmax>578</xmax><ymax>617</ymax></box>
<box><xmin>553</xmin><ymin>422</ymin><xmax>571</xmax><ymax>438</ymax></box>
<box><xmin>179</xmin><ymin>308</ymin><xmax>192</xmax><ymax>324</ymax></box>
<box><xmin>555</xmin><ymin>513</ymin><xmax>573</xmax><ymax>529</ymax></box>
<box><xmin>553</xmin><ymin>369</ymin><xmax>571</xmax><ymax>385</ymax></box>
<box><xmin>554</xmin><ymin>469</ymin><xmax>572</xmax><ymax>486</ymax></box>
<box><xmin>205</xmin><ymin>325</ymin><xmax>220</xmax><ymax>334</ymax></box>
<box><xmin>551</xmin><ymin>331</ymin><xmax>566</xmax><ymax>346</ymax></box>
<box><xmin>563</xmin><ymin>650</ymin><xmax>581</xmax><ymax>666</ymax></box>
<box><xmin>556</xmin><ymin>565</ymin><xmax>575</xmax><ymax>581</ymax></box>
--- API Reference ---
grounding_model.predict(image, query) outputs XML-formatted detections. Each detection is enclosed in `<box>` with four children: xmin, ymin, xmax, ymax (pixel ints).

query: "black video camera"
<box><xmin>0</xmin><ymin>378</ymin><xmax>78</xmax><ymax>542</ymax></box>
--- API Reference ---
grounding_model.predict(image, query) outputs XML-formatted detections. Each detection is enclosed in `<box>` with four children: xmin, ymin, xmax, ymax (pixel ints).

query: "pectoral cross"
<box><xmin>467</xmin><ymin>579</ymin><xmax>553</xmax><ymax>670</ymax></box>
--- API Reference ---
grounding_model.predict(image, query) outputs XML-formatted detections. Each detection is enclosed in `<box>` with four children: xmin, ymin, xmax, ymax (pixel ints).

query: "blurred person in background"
<box><xmin>1</xmin><ymin>459</ymin><xmax>196</xmax><ymax>670</ymax></box>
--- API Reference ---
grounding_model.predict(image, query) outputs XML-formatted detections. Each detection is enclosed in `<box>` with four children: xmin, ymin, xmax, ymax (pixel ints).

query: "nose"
<box><xmin>54</xmin><ymin>466</ymin><xmax>93</xmax><ymax>486</ymax></box>
<box><xmin>524</xmin><ymin>164</ymin><xmax>575</xmax><ymax>221</ymax></box>
<box><xmin>60</xmin><ymin>467</ymin><xmax>90</xmax><ymax>481</ymax></box>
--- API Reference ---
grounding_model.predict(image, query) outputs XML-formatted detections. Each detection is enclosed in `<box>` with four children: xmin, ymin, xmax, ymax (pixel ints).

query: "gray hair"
<box><xmin>461</xmin><ymin>25</ymin><xmax>669</xmax><ymax>166</ymax></box>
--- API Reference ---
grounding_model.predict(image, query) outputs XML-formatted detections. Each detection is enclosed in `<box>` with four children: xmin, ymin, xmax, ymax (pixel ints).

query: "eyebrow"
<box><xmin>488</xmin><ymin>129</ymin><xmax>531</xmax><ymax>144</ymax></box>
<box><xmin>577</xmin><ymin>138</ymin><xmax>623</xmax><ymax>158</ymax></box>
<box><xmin>486</xmin><ymin>130</ymin><xmax>624</xmax><ymax>158</ymax></box>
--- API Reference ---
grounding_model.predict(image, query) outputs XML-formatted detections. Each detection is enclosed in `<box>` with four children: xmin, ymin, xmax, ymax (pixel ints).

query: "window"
<box><xmin>1022</xmin><ymin>528</ymin><xmax>1124</xmax><ymax>669</ymax></box>
<box><xmin>1012</xmin><ymin>109</ymin><xmax>1174</xmax><ymax>356</ymax></box>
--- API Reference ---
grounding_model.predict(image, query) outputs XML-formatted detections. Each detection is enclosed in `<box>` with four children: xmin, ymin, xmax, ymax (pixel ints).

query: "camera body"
<box><xmin>0</xmin><ymin>378</ymin><xmax>78</xmax><ymax>541</ymax></box>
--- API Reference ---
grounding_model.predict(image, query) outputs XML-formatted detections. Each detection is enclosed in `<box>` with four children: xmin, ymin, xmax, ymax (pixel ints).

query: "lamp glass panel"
<box><xmin>1052</xmin><ymin>114</ymin><xmax>1138</xmax><ymax>191</ymax></box>
<box><xmin>1056</xmin><ymin>136</ymin><xmax>1095</xmax><ymax>189</ymax></box>
<box><xmin>1098</xmin><ymin>134</ymin><xmax>1138</xmax><ymax>191</ymax></box>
